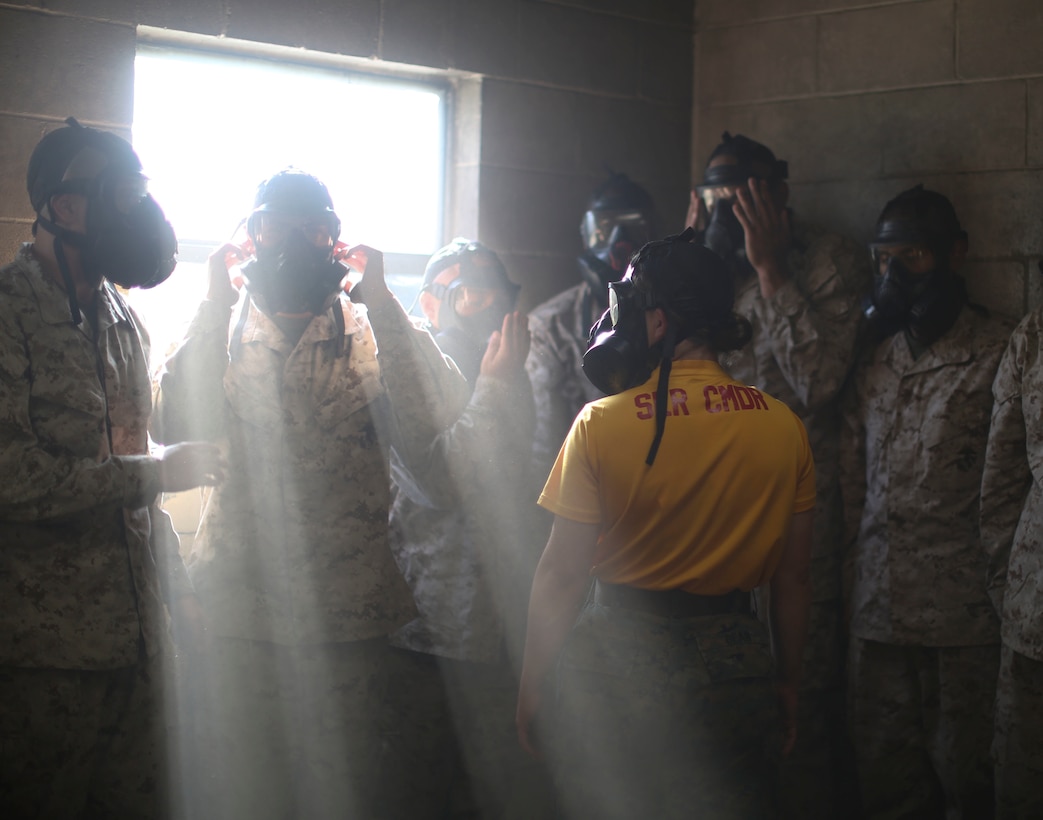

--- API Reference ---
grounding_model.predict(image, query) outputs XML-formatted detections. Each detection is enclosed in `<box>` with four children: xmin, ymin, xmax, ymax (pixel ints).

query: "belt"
<box><xmin>593</xmin><ymin>580</ymin><xmax>750</xmax><ymax>619</ymax></box>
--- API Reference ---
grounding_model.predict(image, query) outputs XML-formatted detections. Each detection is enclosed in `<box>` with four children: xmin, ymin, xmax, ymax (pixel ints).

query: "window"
<box><xmin>129</xmin><ymin>32</ymin><xmax>450</xmax><ymax>366</ymax></box>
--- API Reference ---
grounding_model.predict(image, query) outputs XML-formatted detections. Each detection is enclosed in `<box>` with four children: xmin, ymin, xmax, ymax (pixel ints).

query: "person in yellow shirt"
<box><xmin>516</xmin><ymin>231</ymin><xmax>815</xmax><ymax>819</ymax></box>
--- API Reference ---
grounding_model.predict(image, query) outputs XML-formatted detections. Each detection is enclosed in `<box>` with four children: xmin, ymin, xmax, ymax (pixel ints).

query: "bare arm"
<box><xmin>516</xmin><ymin>515</ymin><xmax>600</xmax><ymax>757</ymax></box>
<box><xmin>769</xmin><ymin>508</ymin><xmax>814</xmax><ymax>756</ymax></box>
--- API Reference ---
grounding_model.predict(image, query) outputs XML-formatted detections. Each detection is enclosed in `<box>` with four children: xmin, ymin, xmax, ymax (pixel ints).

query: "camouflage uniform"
<box><xmin>980</xmin><ymin>306</ymin><xmax>1043</xmax><ymax>817</ymax></box>
<box><xmin>0</xmin><ymin>244</ymin><xmax>186</xmax><ymax>818</ymax></box>
<box><xmin>525</xmin><ymin>280</ymin><xmax>604</xmax><ymax>497</ymax></box>
<box><xmin>389</xmin><ymin>356</ymin><xmax>554</xmax><ymax>818</ymax></box>
<box><xmin>720</xmin><ymin>220</ymin><xmax>871</xmax><ymax>816</ymax></box>
<box><xmin>840</xmin><ymin>304</ymin><xmax>1012</xmax><ymax>819</ymax></box>
<box><xmin>152</xmin><ymin>290</ymin><xmax>466</xmax><ymax>819</ymax></box>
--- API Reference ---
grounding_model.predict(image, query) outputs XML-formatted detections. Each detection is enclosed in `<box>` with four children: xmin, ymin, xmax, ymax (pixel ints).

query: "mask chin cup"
<box><xmin>582</xmin><ymin>309</ymin><xmax>651</xmax><ymax>395</ymax></box>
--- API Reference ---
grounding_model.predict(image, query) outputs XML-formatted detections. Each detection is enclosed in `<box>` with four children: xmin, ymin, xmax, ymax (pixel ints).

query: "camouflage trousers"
<box><xmin>994</xmin><ymin>644</ymin><xmax>1043</xmax><ymax>819</ymax></box>
<box><xmin>0</xmin><ymin>661</ymin><xmax>169</xmax><ymax>820</ymax></box>
<box><xmin>544</xmin><ymin>601</ymin><xmax>778</xmax><ymax>820</ymax></box>
<box><xmin>847</xmin><ymin>637</ymin><xmax>998</xmax><ymax>820</ymax></box>
<box><xmin>180</xmin><ymin>637</ymin><xmax>457</xmax><ymax>820</ymax></box>
<box><xmin>775</xmin><ymin>598</ymin><xmax>858</xmax><ymax>819</ymax></box>
<box><xmin>419</xmin><ymin>656</ymin><xmax>558</xmax><ymax>820</ymax></box>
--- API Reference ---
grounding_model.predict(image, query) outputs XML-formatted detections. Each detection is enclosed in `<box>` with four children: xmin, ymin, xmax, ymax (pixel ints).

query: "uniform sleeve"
<box><xmin>151</xmin><ymin>298</ymin><xmax>236</xmax><ymax>444</ymax></box>
<box><xmin>0</xmin><ymin>307</ymin><xmax>161</xmax><ymax>521</ymax></box>
<box><xmin>837</xmin><ymin>358</ymin><xmax>869</xmax><ymax>603</ymax></box>
<box><xmin>526</xmin><ymin>317</ymin><xmax>584</xmax><ymax>499</ymax></box>
<box><xmin>538</xmin><ymin>408</ymin><xmax>601</xmax><ymax>524</ymax></box>
<box><xmin>392</xmin><ymin>369</ymin><xmax>536</xmax><ymax>510</ymax></box>
<box><xmin>363</xmin><ymin>295</ymin><xmax>472</xmax><ymax>480</ymax></box>
<box><xmin>756</xmin><ymin>231</ymin><xmax>872</xmax><ymax>413</ymax></box>
<box><xmin>980</xmin><ymin>322</ymin><xmax>1035</xmax><ymax>616</ymax></box>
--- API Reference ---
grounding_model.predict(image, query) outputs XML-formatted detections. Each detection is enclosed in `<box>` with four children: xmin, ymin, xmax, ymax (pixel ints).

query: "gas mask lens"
<box><xmin>608</xmin><ymin>279</ymin><xmax>635</xmax><ymax>326</ymax></box>
<box><xmin>258</xmin><ymin>214</ymin><xmax>333</xmax><ymax>250</ymax></box>
<box><xmin>111</xmin><ymin>175</ymin><xmax>149</xmax><ymax>214</ymax></box>
<box><xmin>871</xmin><ymin>244</ymin><xmax>932</xmax><ymax>274</ymax></box>
<box><xmin>582</xmin><ymin>210</ymin><xmax>651</xmax><ymax>251</ymax></box>
<box><xmin>697</xmin><ymin>185</ymin><xmax>741</xmax><ymax>211</ymax></box>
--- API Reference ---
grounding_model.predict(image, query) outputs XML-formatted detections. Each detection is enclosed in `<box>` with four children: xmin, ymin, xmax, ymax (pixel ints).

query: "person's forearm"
<box><xmin>518</xmin><ymin>557</ymin><xmax>590</xmax><ymax>700</ymax></box>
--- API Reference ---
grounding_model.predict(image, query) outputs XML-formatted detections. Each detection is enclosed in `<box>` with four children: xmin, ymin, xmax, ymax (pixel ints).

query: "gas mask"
<box><xmin>864</xmin><ymin>252</ymin><xmax>966</xmax><ymax>346</ymax></box>
<box><xmin>702</xmin><ymin>198</ymin><xmax>746</xmax><ymax>263</ymax></box>
<box><xmin>582</xmin><ymin>274</ymin><xmax>660</xmax><ymax>395</ymax></box>
<box><xmin>432</xmin><ymin>282</ymin><xmax>517</xmax><ymax>383</ymax></box>
<box><xmin>38</xmin><ymin>171</ymin><xmax>178</xmax><ymax>290</ymax></box>
<box><xmin>579</xmin><ymin>209</ymin><xmax>653</xmax><ymax>293</ymax></box>
<box><xmin>244</xmin><ymin>229</ymin><xmax>346</xmax><ymax>316</ymax></box>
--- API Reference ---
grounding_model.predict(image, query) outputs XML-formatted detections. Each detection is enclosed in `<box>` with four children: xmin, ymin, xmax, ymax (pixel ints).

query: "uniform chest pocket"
<box><xmin>291</xmin><ymin>340</ymin><xmax>385</xmax><ymax>434</ymax></box>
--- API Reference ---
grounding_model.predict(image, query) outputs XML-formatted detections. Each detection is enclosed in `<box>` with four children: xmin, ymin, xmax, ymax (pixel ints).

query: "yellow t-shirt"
<box><xmin>538</xmin><ymin>359</ymin><xmax>815</xmax><ymax>594</ymax></box>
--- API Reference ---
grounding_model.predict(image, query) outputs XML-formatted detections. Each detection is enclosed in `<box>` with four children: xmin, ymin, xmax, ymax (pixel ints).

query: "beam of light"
<box><xmin>132</xmin><ymin>42</ymin><xmax>452</xmax><ymax>819</ymax></box>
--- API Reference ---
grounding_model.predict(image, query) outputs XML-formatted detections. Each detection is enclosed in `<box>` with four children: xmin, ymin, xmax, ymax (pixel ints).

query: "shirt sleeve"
<box><xmin>793</xmin><ymin>413</ymin><xmax>817</xmax><ymax>514</ymax></box>
<box><xmin>755</xmin><ymin>230</ymin><xmax>872</xmax><ymax>413</ymax></box>
<box><xmin>537</xmin><ymin>407</ymin><xmax>602</xmax><ymax>524</ymax></box>
<box><xmin>980</xmin><ymin>319</ymin><xmax>1034</xmax><ymax>615</ymax></box>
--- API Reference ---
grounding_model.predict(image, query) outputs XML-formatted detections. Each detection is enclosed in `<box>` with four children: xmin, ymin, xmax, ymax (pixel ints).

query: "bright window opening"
<box><xmin>129</xmin><ymin>39</ymin><xmax>448</xmax><ymax>367</ymax></box>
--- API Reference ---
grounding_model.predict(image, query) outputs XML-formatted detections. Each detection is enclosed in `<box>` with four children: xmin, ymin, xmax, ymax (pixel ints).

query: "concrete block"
<box><xmin>698</xmin><ymin>0</ymin><xmax>869</xmax><ymax>29</ymax></box>
<box><xmin>819</xmin><ymin>0</ymin><xmax>954</xmax><ymax>94</ymax></box>
<box><xmin>381</xmin><ymin>0</ymin><xmax>452</xmax><ymax>69</ymax></box>
<box><xmin>1029</xmin><ymin>261</ymin><xmax>1043</xmax><ymax>312</ymax></box>
<box><xmin>959</xmin><ymin>0</ymin><xmax>1043</xmax><ymax>80</ymax></box>
<box><xmin>878</xmin><ymin>82</ymin><xmax>1026</xmax><ymax>175</ymax></box>
<box><xmin>449</xmin><ymin>0</ymin><xmax>520</xmax><ymax>77</ymax></box>
<box><xmin>1026</xmin><ymin>79</ymin><xmax>1043</xmax><ymax>167</ymax></box>
<box><xmin>480</xmin><ymin>80</ymin><xmax>581</xmax><ymax>173</ymax></box>
<box><xmin>575</xmin><ymin>96</ymin><xmax>691</xmax><ymax>187</ymax></box>
<box><xmin>478</xmin><ymin>167</ymin><xmax>590</xmax><ymax>256</ymax></box>
<box><xmin>515</xmin><ymin>2</ymin><xmax>638</xmax><ymax>95</ymax></box>
<box><xmin>529</xmin><ymin>0</ymin><xmax>692</xmax><ymax>25</ymax></box>
<box><xmin>497</xmin><ymin>250</ymin><xmax>580</xmax><ymax>312</ymax></box>
<box><xmin>694</xmin><ymin>94</ymin><xmax>885</xmax><ymax>185</ymax></box>
<box><xmin>0</xmin><ymin>117</ymin><xmax>52</xmax><ymax>221</ymax></box>
<box><xmin>788</xmin><ymin>177</ymin><xmax>899</xmax><ymax>247</ymax></box>
<box><xmin>451</xmin><ymin>78</ymin><xmax>483</xmax><ymax>168</ymax></box>
<box><xmin>0</xmin><ymin>221</ymin><xmax>33</xmax><ymax>271</ymax></box>
<box><xmin>638</xmin><ymin>21</ymin><xmax>694</xmax><ymax>105</ymax></box>
<box><xmin>697</xmin><ymin>16</ymin><xmax>817</xmax><ymax>104</ymax></box>
<box><xmin>448</xmin><ymin>162</ymin><xmax>480</xmax><ymax>239</ymax></box>
<box><xmin>226</xmin><ymin>0</ymin><xmax>380</xmax><ymax>59</ymax></box>
<box><xmin>134</xmin><ymin>0</ymin><xmax>227</xmax><ymax>35</ymax></box>
<box><xmin>0</xmin><ymin>8</ymin><xmax>135</xmax><ymax>124</ymax></box>
<box><xmin>964</xmin><ymin>259</ymin><xmax>1027</xmax><ymax>321</ymax></box>
<box><xmin>906</xmin><ymin>170</ymin><xmax>1043</xmax><ymax>260</ymax></box>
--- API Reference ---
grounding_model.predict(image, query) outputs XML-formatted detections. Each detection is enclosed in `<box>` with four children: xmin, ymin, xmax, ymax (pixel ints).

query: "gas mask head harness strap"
<box><xmin>865</xmin><ymin>184</ymin><xmax>980</xmax><ymax>345</ymax></box>
<box><xmin>27</xmin><ymin>117</ymin><xmax>178</xmax><ymax>324</ymax></box>
<box><xmin>584</xmin><ymin>228</ymin><xmax>746</xmax><ymax>466</ymax></box>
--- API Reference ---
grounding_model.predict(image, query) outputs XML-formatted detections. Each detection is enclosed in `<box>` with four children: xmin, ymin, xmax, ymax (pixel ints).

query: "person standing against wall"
<box><xmin>980</xmin><ymin>300</ymin><xmax>1043</xmax><ymax>818</ymax></box>
<box><xmin>841</xmin><ymin>185</ymin><xmax>1011</xmax><ymax>819</ymax></box>
<box><xmin>688</xmin><ymin>131</ymin><xmax>872</xmax><ymax>817</ymax></box>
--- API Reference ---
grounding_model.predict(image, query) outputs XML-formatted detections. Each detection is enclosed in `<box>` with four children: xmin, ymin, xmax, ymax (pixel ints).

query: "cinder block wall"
<box><xmin>694</xmin><ymin>0</ymin><xmax>1043</xmax><ymax>319</ymax></box>
<box><xmin>0</xmin><ymin>0</ymin><xmax>695</xmax><ymax>313</ymax></box>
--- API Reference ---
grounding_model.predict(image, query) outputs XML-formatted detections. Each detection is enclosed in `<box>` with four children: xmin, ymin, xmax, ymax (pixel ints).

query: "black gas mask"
<box><xmin>863</xmin><ymin>187</ymin><xmax>971</xmax><ymax>347</ymax></box>
<box><xmin>702</xmin><ymin>198</ymin><xmax>746</xmax><ymax>262</ymax></box>
<box><xmin>583</xmin><ymin>273</ymin><xmax>661</xmax><ymax>395</ymax></box>
<box><xmin>244</xmin><ymin>229</ymin><xmax>346</xmax><ymax>316</ymax></box>
<box><xmin>579</xmin><ymin>210</ymin><xmax>653</xmax><ymax>292</ymax></box>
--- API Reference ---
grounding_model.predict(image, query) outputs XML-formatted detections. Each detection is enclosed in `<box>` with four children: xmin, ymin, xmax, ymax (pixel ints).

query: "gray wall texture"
<box><xmin>0</xmin><ymin>0</ymin><xmax>694</xmax><ymax>312</ymax></box>
<box><xmin>694</xmin><ymin>0</ymin><xmax>1043</xmax><ymax>319</ymax></box>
